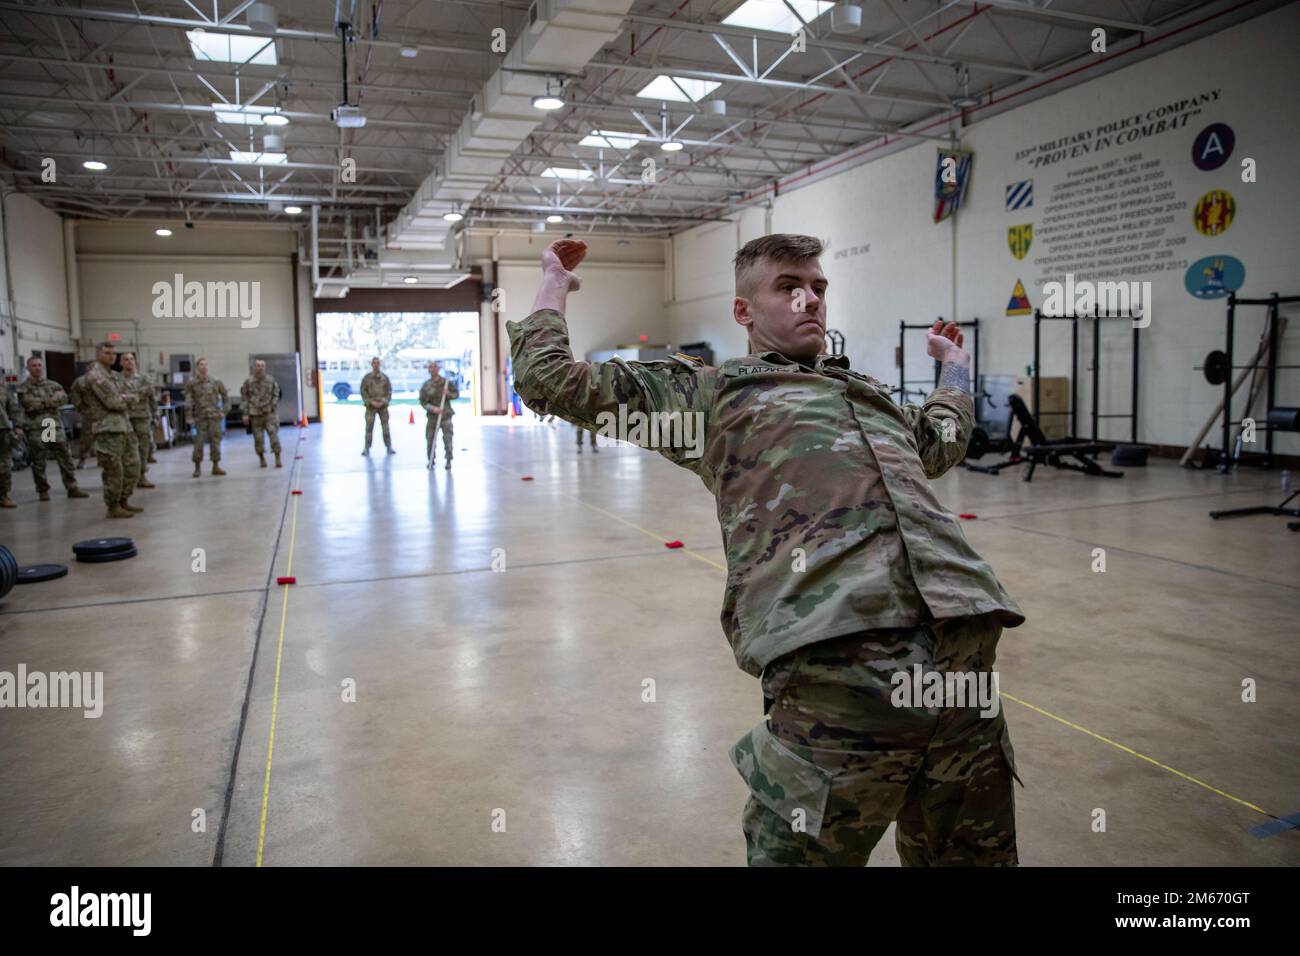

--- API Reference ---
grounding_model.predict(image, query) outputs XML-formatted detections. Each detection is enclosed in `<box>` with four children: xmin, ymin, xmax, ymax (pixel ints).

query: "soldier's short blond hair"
<box><xmin>733</xmin><ymin>234</ymin><xmax>824</xmax><ymax>297</ymax></box>
<box><xmin>96</xmin><ymin>340</ymin><xmax>116</xmax><ymax>350</ymax></box>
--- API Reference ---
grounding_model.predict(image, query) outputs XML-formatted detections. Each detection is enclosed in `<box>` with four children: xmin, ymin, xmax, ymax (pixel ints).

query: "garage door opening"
<box><xmin>315</xmin><ymin>310</ymin><xmax>480</xmax><ymax>418</ymax></box>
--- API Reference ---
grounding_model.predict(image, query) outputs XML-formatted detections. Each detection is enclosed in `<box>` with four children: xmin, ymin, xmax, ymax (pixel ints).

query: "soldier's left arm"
<box><xmin>219</xmin><ymin>381</ymin><xmax>230</xmax><ymax>408</ymax></box>
<box><xmin>898</xmin><ymin>362</ymin><xmax>975</xmax><ymax>479</ymax></box>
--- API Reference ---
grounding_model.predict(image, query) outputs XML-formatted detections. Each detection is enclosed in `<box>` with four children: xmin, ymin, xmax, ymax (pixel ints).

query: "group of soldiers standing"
<box><xmin>1</xmin><ymin>340</ymin><xmax>285</xmax><ymax>518</ymax></box>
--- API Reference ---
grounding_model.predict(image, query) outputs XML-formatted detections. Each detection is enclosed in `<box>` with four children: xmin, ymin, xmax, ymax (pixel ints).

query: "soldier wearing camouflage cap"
<box><xmin>360</xmin><ymin>357</ymin><xmax>394</xmax><ymax>456</ymax></box>
<box><xmin>240</xmin><ymin>359</ymin><xmax>283</xmax><ymax>468</ymax></box>
<box><xmin>184</xmin><ymin>358</ymin><xmax>229</xmax><ymax>477</ymax></box>
<box><xmin>17</xmin><ymin>356</ymin><xmax>89</xmax><ymax>501</ymax></box>
<box><xmin>418</xmin><ymin>360</ymin><xmax>458</xmax><ymax>469</ymax></box>
<box><xmin>0</xmin><ymin>385</ymin><xmax>22</xmax><ymax>508</ymax></box>
<box><xmin>83</xmin><ymin>341</ymin><xmax>143</xmax><ymax>519</ymax></box>
<box><xmin>509</xmin><ymin>236</ymin><xmax>1025</xmax><ymax>867</ymax></box>
<box><xmin>118</xmin><ymin>352</ymin><xmax>157</xmax><ymax>491</ymax></box>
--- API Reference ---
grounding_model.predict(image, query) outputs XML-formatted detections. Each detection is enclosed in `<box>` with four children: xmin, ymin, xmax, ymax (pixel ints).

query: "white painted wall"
<box><xmin>667</xmin><ymin>5</ymin><xmax>1300</xmax><ymax>453</ymax></box>
<box><xmin>1</xmin><ymin>191</ymin><xmax>74</xmax><ymax>376</ymax></box>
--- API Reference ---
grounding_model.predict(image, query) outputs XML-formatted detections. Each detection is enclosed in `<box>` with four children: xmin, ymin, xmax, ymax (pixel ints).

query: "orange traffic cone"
<box><xmin>409</xmin><ymin>408</ymin><xmax>415</xmax><ymax>424</ymax></box>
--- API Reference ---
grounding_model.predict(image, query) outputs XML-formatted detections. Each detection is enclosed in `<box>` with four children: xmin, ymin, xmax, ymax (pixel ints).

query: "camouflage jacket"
<box><xmin>240</xmin><ymin>374</ymin><xmax>281</xmax><ymax>417</ymax></box>
<box><xmin>419</xmin><ymin>375</ymin><xmax>459</xmax><ymax>418</ymax></box>
<box><xmin>17</xmin><ymin>378</ymin><xmax>69</xmax><ymax>438</ymax></box>
<box><xmin>184</xmin><ymin>376</ymin><xmax>229</xmax><ymax>422</ymax></box>
<box><xmin>82</xmin><ymin>363</ymin><xmax>132</xmax><ymax>435</ymax></box>
<box><xmin>508</xmin><ymin>308</ymin><xmax>1024</xmax><ymax>677</ymax></box>
<box><xmin>69</xmin><ymin>375</ymin><xmax>97</xmax><ymax>428</ymax></box>
<box><xmin>120</xmin><ymin>371</ymin><xmax>156</xmax><ymax>421</ymax></box>
<box><xmin>1</xmin><ymin>388</ymin><xmax>19</xmax><ymax>432</ymax></box>
<box><xmin>360</xmin><ymin>371</ymin><xmax>391</xmax><ymax>405</ymax></box>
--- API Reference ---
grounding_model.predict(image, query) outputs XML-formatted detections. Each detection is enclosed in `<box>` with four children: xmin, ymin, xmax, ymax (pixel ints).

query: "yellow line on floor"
<box><xmin>999</xmin><ymin>692</ymin><xmax>1270</xmax><ymax>816</ymax></box>
<box><xmin>255</xmin><ymin>479</ymin><xmax>301</xmax><ymax>867</ymax></box>
<box><xmin>575</xmin><ymin>499</ymin><xmax>727</xmax><ymax>573</ymax></box>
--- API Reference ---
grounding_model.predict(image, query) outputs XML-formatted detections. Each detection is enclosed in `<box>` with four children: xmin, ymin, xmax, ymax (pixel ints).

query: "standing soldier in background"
<box><xmin>84</xmin><ymin>341</ymin><xmax>142</xmax><ymax>519</ymax></box>
<box><xmin>360</xmin><ymin>357</ymin><xmax>394</xmax><ymax>456</ymax></box>
<box><xmin>419</xmin><ymin>360</ymin><xmax>458</xmax><ymax>469</ymax></box>
<box><xmin>17</xmin><ymin>356</ymin><xmax>88</xmax><ymax>501</ymax></box>
<box><xmin>0</xmin><ymin>386</ymin><xmax>22</xmax><ymax>508</ymax></box>
<box><xmin>241</xmin><ymin>358</ymin><xmax>283</xmax><ymax>468</ymax></box>
<box><xmin>575</xmin><ymin>424</ymin><xmax>598</xmax><ymax>455</ymax></box>
<box><xmin>184</xmin><ymin>357</ymin><xmax>229</xmax><ymax>478</ymax></box>
<box><xmin>118</xmin><ymin>352</ymin><xmax>157</xmax><ymax>491</ymax></box>
<box><xmin>69</xmin><ymin>371</ymin><xmax>97</xmax><ymax>469</ymax></box>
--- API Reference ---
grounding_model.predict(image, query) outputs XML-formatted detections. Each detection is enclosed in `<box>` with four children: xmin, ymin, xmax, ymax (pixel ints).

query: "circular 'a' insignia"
<box><xmin>1193</xmin><ymin>189</ymin><xmax>1235</xmax><ymax>236</ymax></box>
<box><xmin>1191</xmin><ymin>123</ymin><xmax>1234</xmax><ymax>171</ymax></box>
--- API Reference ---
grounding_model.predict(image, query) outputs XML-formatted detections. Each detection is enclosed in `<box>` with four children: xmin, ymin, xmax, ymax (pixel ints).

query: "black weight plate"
<box><xmin>1203</xmin><ymin>350</ymin><xmax>1229</xmax><ymax>386</ymax></box>
<box><xmin>73</xmin><ymin>536</ymin><xmax>135</xmax><ymax>557</ymax></box>
<box><xmin>76</xmin><ymin>547</ymin><xmax>138</xmax><ymax>564</ymax></box>
<box><xmin>966</xmin><ymin>427</ymin><xmax>989</xmax><ymax>460</ymax></box>
<box><xmin>17</xmin><ymin>563</ymin><xmax>69</xmax><ymax>583</ymax></box>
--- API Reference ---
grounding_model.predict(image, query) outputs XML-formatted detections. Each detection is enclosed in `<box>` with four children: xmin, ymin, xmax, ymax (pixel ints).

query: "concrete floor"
<box><xmin>1</xmin><ymin>406</ymin><xmax>1297</xmax><ymax>866</ymax></box>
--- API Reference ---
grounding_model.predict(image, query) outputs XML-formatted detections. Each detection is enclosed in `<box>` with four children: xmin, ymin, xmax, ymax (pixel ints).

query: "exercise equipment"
<box><xmin>73</xmin><ymin>537</ymin><xmax>135</xmax><ymax>558</ymax></box>
<box><xmin>77</xmin><ymin>547</ymin><xmax>138</xmax><ymax>564</ymax></box>
<box><xmin>0</xmin><ymin>544</ymin><xmax>17</xmax><ymax>598</ymax></box>
<box><xmin>17</xmin><ymin>564</ymin><xmax>68</xmax><ymax>583</ymax></box>
<box><xmin>1032</xmin><ymin>307</ymin><xmax>1142</xmax><ymax>445</ymax></box>
<box><xmin>1207</xmin><ymin>404</ymin><xmax>1300</xmax><ymax>526</ymax></box>
<box><xmin>1184</xmin><ymin>292</ymin><xmax>1298</xmax><ymax>471</ymax></box>
<box><xmin>896</xmin><ymin>318</ymin><xmax>979</xmax><ymax>402</ymax></box>
<box><xmin>963</xmin><ymin>394</ymin><xmax>1122</xmax><ymax>481</ymax></box>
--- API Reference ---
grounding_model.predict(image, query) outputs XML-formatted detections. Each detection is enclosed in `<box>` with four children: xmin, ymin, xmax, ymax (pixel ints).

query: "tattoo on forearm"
<box><xmin>938</xmin><ymin>361</ymin><xmax>970</xmax><ymax>393</ymax></box>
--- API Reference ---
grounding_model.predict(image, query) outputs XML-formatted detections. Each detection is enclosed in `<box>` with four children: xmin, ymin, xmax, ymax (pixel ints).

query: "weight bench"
<box><xmin>963</xmin><ymin>394</ymin><xmax>1123</xmax><ymax>482</ymax></box>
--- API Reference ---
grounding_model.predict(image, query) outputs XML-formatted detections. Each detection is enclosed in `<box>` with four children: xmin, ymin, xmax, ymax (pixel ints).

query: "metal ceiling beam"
<box><xmin>971</xmin><ymin>0</ymin><xmax>1153</xmax><ymax>34</ymax></box>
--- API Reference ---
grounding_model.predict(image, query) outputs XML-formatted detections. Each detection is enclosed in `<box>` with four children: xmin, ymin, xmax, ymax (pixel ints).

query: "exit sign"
<box><xmin>108</xmin><ymin>332</ymin><xmax>121</xmax><ymax>342</ymax></box>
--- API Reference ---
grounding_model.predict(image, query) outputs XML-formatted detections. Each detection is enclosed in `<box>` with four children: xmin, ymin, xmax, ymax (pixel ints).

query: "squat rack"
<box><xmin>1033</xmin><ymin>308</ymin><xmax>1141</xmax><ymax>443</ymax></box>
<box><xmin>897</xmin><ymin>318</ymin><xmax>980</xmax><ymax>400</ymax></box>
<box><xmin>1219</xmin><ymin>292</ymin><xmax>1299</xmax><ymax>469</ymax></box>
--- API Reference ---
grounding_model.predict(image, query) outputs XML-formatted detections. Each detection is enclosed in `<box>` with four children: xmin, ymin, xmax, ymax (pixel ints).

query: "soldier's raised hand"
<box><xmin>926</xmin><ymin>320</ymin><xmax>968</xmax><ymax>364</ymax></box>
<box><xmin>542</xmin><ymin>239</ymin><xmax>587</xmax><ymax>292</ymax></box>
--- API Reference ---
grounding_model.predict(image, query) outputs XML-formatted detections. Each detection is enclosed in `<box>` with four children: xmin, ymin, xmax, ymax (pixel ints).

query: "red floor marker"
<box><xmin>664</xmin><ymin>540</ymin><xmax>684</xmax><ymax>549</ymax></box>
<box><xmin>521</xmin><ymin>475</ymin><xmax>534</xmax><ymax>481</ymax></box>
<box><xmin>409</xmin><ymin>409</ymin><xmax>415</xmax><ymax>424</ymax></box>
<box><xmin>276</xmin><ymin>576</ymin><xmax>296</xmax><ymax>585</ymax></box>
<box><xmin>959</xmin><ymin>513</ymin><xmax>978</xmax><ymax>520</ymax></box>
<box><xmin>295</xmin><ymin>455</ymin><xmax>303</xmax><ymax>460</ymax></box>
<box><xmin>291</xmin><ymin>490</ymin><xmax>303</xmax><ymax>496</ymax></box>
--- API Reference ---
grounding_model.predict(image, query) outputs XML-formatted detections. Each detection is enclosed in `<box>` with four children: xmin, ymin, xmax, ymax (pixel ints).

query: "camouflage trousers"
<box><xmin>0</xmin><ymin>429</ymin><xmax>11</xmax><ymax>477</ymax></box>
<box><xmin>28</xmin><ymin>434</ymin><xmax>77</xmax><ymax>493</ymax></box>
<box><xmin>129</xmin><ymin>418</ymin><xmax>152</xmax><ymax>476</ymax></box>
<box><xmin>731</xmin><ymin>615</ymin><xmax>1020</xmax><ymax>867</ymax></box>
<box><xmin>94</xmin><ymin>431</ymin><xmax>141</xmax><ymax>506</ymax></box>
<box><xmin>192</xmin><ymin>416</ymin><xmax>223</xmax><ymax>463</ymax></box>
<box><xmin>364</xmin><ymin>405</ymin><xmax>391</xmax><ymax>448</ymax></box>
<box><xmin>425</xmin><ymin>412</ymin><xmax>452</xmax><ymax>461</ymax></box>
<box><xmin>576</xmin><ymin>425</ymin><xmax>597</xmax><ymax>448</ymax></box>
<box><xmin>250</xmin><ymin>414</ymin><xmax>281</xmax><ymax>455</ymax></box>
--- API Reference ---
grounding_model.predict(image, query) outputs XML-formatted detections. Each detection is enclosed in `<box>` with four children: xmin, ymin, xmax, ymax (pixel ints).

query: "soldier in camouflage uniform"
<box><xmin>509</xmin><ymin>236</ymin><xmax>1026</xmax><ymax>867</ymax></box>
<box><xmin>184</xmin><ymin>358</ymin><xmax>230</xmax><ymax>477</ymax></box>
<box><xmin>240</xmin><ymin>359</ymin><xmax>283</xmax><ymax>468</ymax></box>
<box><xmin>69</xmin><ymin>372</ymin><xmax>97</xmax><ymax>468</ymax></box>
<box><xmin>17</xmin><ymin>357</ymin><xmax>89</xmax><ymax>501</ymax></box>
<box><xmin>360</xmin><ymin>357</ymin><xmax>394</xmax><ymax>455</ymax></box>
<box><xmin>83</xmin><ymin>341</ymin><xmax>143</xmax><ymax>518</ymax></box>
<box><xmin>0</xmin><ymin>385</ymin><xmax>21</xmax><ymax>508</ymax></box>
<box><xmin>118</xmin><ymin>352</ymin><xmax>157</xmax><ymax>490</ymax></box>
<box><xmin>418</xmin><ymin>361</ymin><xmax>458</xmax><ymax>469</ymax></box>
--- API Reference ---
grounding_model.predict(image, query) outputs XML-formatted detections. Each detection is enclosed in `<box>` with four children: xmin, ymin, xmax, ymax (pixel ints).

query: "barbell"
<box><xmin>1195</xmin><ymin>349</ymin><xmax>1300</xmax><ymax>386</ymax></box>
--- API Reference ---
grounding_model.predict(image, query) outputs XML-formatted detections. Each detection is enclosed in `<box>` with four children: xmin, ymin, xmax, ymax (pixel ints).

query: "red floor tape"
<box><xmin>959</xmin><ymin>513</ymin><xmax>978</xmax><ymax>519</ymax></box>
<box><xmin>664</xmin><ymin>540</ymin><xmax>684</xmax><ymax>549</ymax></box>
<box><xmin>276</xmin><ymin>576</ymin><xmax>296</xmax><ymax>585</ymax></box>
<box><xmin>291</xmin><ymin>490</ymin><xmax>303</xmax><ymax>496</ymax></box>
<box><xmin>521</xmin><ymin>475</ymin><xmax>534</xmax><ymax>481</ymax></box>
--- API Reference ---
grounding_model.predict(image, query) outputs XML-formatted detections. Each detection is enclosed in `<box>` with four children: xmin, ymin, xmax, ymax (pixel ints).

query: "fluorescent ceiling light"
<box><xmin>400</xmin><ymin>47</ymin><xmax>419</xmax><ymax>58</ymax></box>
<box><xmin>532</xmin><ymin>93</ymin><xmax>565</xmax><ymax>111</ymax></box>
<box><xmin>229</xmin><ymin>150</ymin><xmax>287</xmax><ymax>164</ymax></box>
<box><xmin>284</xmin><ymin>205</ymin><xmax>303</xmax><ymax>215</ymax></box>
<box><xmin>723</xmin><ymin>0</ymin><xmax>833</xmax><ymax>33</ymax></box>
<box><xmin>579</xmin><ymin>130</ymin><xmax>639</xmax><ymax>150</ymax></box>
<box><xmin>155</xmin><ymin>228</ymin><xmax>173</xmax><ymax>237</ymax></box>
<box><xmin>546</xmin><ymin>215</ymin><xmax>564</xmax><ymax>224</ymax></box>
<box><xmin>660</xmin><ymin>140</ymin><xmax>684</xmax><ymax>152</ymax></box>
<box><xmin>212</xmin><ymin>103</ymin><xmax>286</xmax><ymax>125</ymax></box>
<box><xmin>443</xmin><ymin>211</ymin><xmax>464</xmax><ymax>222</ymax></box>
<box><xmin>635</xmin><ymin>75</ymin><xmax>720</xmax><ymax>103</ymax></box>
<box><xmin>541</xmin><ymin>167</ymin><xmax>593</xmax><ymax>181</ymax></box>
<box><xmin>404</xmin><ymin>276</ymin><xmax>418</xmax><ymax>284</ymax></box>
<box><xmin>187</xmin><ymin>29</ymin><xmax>277</xmax><ymax>66</ymax></box>
<box><xmin>82</xmin><ymin>160</ymin><xmax>107</xmax><ymax>171</ymax></box>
